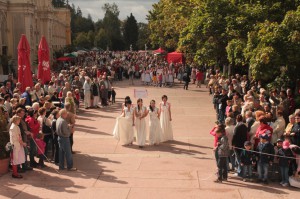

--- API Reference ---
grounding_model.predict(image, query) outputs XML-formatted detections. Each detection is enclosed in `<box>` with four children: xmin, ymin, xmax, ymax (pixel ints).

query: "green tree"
<box><xmin>52</xmin><ymin>0</ymin><xmax>66</xmax><ymax>8</ymax></box>
<box><xmin>123</xmin><ymin>13</ymin><xmax>139</xmax><ymax>50</ymax></box>
<box><xmin>95</xmin><ymin>29</ymin><xmax>110</xmax><ymax>50</ymax></box>
<box><xmin>74</xmin><ymin>32</ymin><xmax>92</xmax><ymax>49</ymax></box>
<box><xmin>245</xmin><ymin>6</ymin><xmax>300</xmax><ymax>86</ymax></box>
<box><xmin>102</xmin><ymin>3</ymin><xmax>124</xmax><ymax>50</ymax></box>
<box><xmin>147</xmin><ymin>0</ymin><xmax>198</xmax><ymax>51</ymax></box>
<box><xmin>137</xmin><ymin>23</ymin><xmax>150</xmax><ymax>50</ymax></box>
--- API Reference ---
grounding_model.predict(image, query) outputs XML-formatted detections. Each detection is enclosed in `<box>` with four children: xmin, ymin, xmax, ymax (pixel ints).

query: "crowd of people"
<box><xmin>208</xmin><ymin>69</ymin><xmax>300</xmax><ymax>186</ymax></box>
<box><xmin>0</xmin><ymin>50</ymin><xmax>182</xmax><ymax>179</ymax></box>
<box><xmin>1</xmin><ymin>50</ymin><xmax>299</xmax><ymax>190</ymax></box>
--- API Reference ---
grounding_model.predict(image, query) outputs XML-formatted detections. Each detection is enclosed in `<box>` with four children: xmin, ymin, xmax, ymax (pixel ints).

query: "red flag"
<box><xmin>37</xmin><ymin>36</ymin><xmax>51</xmax><ymax>84</ymax></box>
<box><xmin>18</xmin><ymin>34</ymin><xmax>33</xmax><ymax>92</ymax></box>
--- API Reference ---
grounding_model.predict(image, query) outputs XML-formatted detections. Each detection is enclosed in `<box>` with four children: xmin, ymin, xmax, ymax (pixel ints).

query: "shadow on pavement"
<box><xmin>76</xmin><ymin>127</ymin><xmax>111</xmax><ymax>136</ymax></box>
<box><xmin>73</xmin><ymin>153</ymin><xmax>128</xmax><ymax>185</ymax></box>
<box><xmin>223</xmin><ymin>180</ymin><xmax>289</xmax><ymax>195</ymax></box>
<box><xmin>0</xmin><ymin>185</ymin><xmax>43</xmax><ymax>199</ymax></box>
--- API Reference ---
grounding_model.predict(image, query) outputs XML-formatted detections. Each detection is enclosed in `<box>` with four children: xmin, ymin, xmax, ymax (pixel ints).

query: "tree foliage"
<box><xmin>123</xmin><ymin>13</ymin><xmax>139</xmax><ymax>50</ymax></box>
<box><xmin>148</xmin><ymin>0</ymin><xmax>300</xmax><ymax>83</ymax></box>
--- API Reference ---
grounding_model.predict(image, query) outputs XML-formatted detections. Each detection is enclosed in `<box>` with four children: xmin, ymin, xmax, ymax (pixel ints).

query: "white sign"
<box><xmin>134</xmin><ymin>89</ymin><xmax>148</xmax><ymax>99</ymax></box>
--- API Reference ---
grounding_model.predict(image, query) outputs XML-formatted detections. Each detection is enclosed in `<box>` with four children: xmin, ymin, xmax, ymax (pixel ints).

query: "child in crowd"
<box><xmin>271</xmin><ymin>139</ymin><xmax>283</xmax><ymax>181</ymax></box>
<box><xmin>158</xmin><ymin>73</ymin><xmax>163</xmax><ymax>87</ymax></box>
<box><xmin>100</xmin><ymin>85</ymin><xmax>106</xmax><ymax>106</ymax></box>
<box><xmin>214</xmin><ymin>124</ymin><xmax>230</xmax><ymax>183</ymax></box>
<box><xmin>240</xmin><ymin>141</ymin><xmax>255</xmax><ymax>182</ymax></box>
<box><xmin>152</xmin><ymin>71</ymin><xmax>158</xmax><ymax>87</ymax></box>
<box><xmin>225</xmin><ymin>100</ymin><xmax>232</xmax><ymax>117</ymax></box>
<box><xmin>74</xmin><ymin>89</ymin><xmax>80</xmax><ymax>110</ymax></box>
<box><xmin>232</xmin><ymin>105</ymin><xmax>241</xmax><ymax>120</ymax></box>
<box><xmin>35</xmin><ymin>133</ymin><xmax>46</xmax><ymax>168</ymax></box>
<box><xmin>256</xmin><ymin>134</ymin><xmax>275</xmax><ymax>184</ymax></box>
<box><xmin>277</xmin><ymin>140</ymin><xmax>294</xmax><ymax>187</ymax></box>
<box><xmin>111</xmin><ymin>87</ymin><xmax>116</xmax><ymax>104</ymax></box>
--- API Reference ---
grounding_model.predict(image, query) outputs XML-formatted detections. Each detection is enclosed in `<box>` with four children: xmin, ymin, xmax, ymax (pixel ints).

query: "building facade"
<box><xmin>0</xmin><ymin>0</ymin><xmax>71</xmax><ymax>75</ymax></box>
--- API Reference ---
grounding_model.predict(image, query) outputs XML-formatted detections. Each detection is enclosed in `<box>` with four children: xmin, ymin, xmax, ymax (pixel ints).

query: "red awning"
<box><xmin>153</xmin><ymin>48</ymin><xmax>166</xmax><ymax>54</ymax></box>
<box><xmin>57</xmin><ymin>57</ymin><xmax>72</xmax><ymax>61</ymax></box>
<box><xmin>167</xmin><ymin>52</ymin><xmax>185</xmax><ymax>64</ymax></box>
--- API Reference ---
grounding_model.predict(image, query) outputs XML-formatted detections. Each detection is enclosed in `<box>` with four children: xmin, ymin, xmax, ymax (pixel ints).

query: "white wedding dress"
<box><xmin>113</xmin><ymin>107</ymin><xmax>134</xmax><ymax>145</ymax></box>
<box><xmin>160</xmin><ymin>102</ymin><xmax>174</xmax><ymax>142</ymax></box>
<box><xmin>135</xmin><ymin>106</ymin><xmax>147</xmax><ymax>146</ymax></box>
<box><xmin>148</xmin><ymin>107</ymin><xmax>163</xmax><ymax>145</ymax></box>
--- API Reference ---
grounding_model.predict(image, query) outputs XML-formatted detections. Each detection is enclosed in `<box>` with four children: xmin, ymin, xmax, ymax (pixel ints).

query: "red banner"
<box><xmin>37</xmin><ymin>36</ymin><xmax>51</xmax><ymax>84</ymax></box>
<box><xmin>18</xmin><ymin>34</ymin><xmax>33</xmax><ymax>92</ymax></box>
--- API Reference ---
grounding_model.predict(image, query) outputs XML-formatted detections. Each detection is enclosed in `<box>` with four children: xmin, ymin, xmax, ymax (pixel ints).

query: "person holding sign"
<box><xmin>134</xmin><ymin>99</ymin><xmax>148</xmax><ymax>148</ymax></box>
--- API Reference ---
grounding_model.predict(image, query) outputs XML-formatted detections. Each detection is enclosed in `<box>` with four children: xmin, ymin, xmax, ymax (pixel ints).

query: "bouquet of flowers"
<box><xmin>5</xmin><ymin>142</ymin><xmax>13</xmax><ymax>152</ymax></box>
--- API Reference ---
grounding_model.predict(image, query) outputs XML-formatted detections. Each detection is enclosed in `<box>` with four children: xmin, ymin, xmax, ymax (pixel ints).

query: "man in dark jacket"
<box><xmin>91</xmin><ymin>78</ymin><xmax>100</xmax><ymax>108</ymax></box>
<box><xmin>21</xmin><ymin>87</ymin><xmax>32</xmax><ymax>106</ymax></box>
<box><xmin>232</xmin><ymin>114</ymin><xmax>248</xmax><ymax>177</ymax></box>
<box><xmin>256</xmin><ymin>134</ymin><xmax>275</xmax><ymax>184</ymax></box>
<box><xmin>218</xmin><ymin>88</ymin><xmax>229</xmax><ymax>124</ymax></box>
<box><xmin>245</xmin><ymin>111</ymin><xmax>255</xmax><ymax>133</ymax></box>
<box><xmin>183</xmin><ymin>73</ymin><xmax>190</xmax><ymax>90</ymax></box>
<box><xmin>291</xmin><ymin>113</ymin><xmax>300</xmax><ymax>147</ymax></box>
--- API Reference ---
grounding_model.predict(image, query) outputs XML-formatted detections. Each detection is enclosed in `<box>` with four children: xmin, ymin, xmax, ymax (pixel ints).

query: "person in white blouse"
<box><xmin>9</xmin><ymin>115</ymin><xmax>26</xmax><ymax>178</ymax></box>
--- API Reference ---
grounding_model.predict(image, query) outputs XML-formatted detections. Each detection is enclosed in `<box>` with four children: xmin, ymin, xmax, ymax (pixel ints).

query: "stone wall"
<box><xmin>0</xmin><ymin>0</ymin><xmax>71</xmax><ymax>75</ymax></box>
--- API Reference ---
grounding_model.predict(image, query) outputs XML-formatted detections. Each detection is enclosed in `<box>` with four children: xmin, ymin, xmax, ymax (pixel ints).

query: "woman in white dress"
<box><xmin>134</xmin><ymin>99</ymin><xmax>148</xmax><ymax>148</ymax></box>
<box><xmin>159</xmin><ymin>95</ymin><xmax>174</xmax><ymax>142</ymax></box>
<box><xmin>148</xmin><ymin>100</ymin><xmax>163</xmax><ymax>145</ymax></box>
<box><xmin>113</xmin><ymin>99</ymin><xmax>135</xmax><ymax>146</ymax></box>
<box><xmin>10</xmin><ymin>116</ymin><xmax>25</xmax><ymax>178</ymax></box>
<box><xmin>144</xmin><ymin>71</ymin><xmax>151</xmax><ymax>85</ymax></box>
<box><xmin>168</xmin><ymin>71</ymin><xmax>174</xmax><ymax>87</ymax></box>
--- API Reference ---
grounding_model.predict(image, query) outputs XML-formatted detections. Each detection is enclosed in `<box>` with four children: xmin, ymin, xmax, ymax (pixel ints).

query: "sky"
<box><xmin>68</xmin><ymin>0</ymin><xmax>160</xmax><ymax>23</ymax></box>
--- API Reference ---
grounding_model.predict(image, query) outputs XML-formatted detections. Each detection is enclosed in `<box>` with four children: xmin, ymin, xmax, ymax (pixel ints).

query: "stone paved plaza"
<box><xmin>0</xmin><ymin>80</ymin><xmax>299</xmax><ymax>199</ymax></box>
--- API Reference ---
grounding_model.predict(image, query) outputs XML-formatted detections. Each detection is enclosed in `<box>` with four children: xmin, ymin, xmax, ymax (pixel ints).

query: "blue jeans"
<box><xmin>280</xmin><ymin>166</ymin><xmax>289</xmax><ymax>184</ymax></box>
<box><xmin>243</xmin><ymin>165</ymin><xmax>252</xmax><ymax>178</ymax></box>
<box><xmin>58</xmin><ymin>136</ymin><xmax>73</xmax><ymax>170</ymax></box>
<box><xmin>229</xmin><ymin>150</ymin><xmax>236</xmax><ymax>170</ymax></box>
<box><xmin>257</xmin><ymin>162</ymin><xmax>269</xmax><ymax>181</ymax></box>
<box><xmin>234</xmin><ymin>149</ymin><xmax>242</xmax><ymax>176</ymax></box>
<box><xmin>218</xmin><ymin>109</ymin><xmax>225</xmax><ymax>124</ymax></box>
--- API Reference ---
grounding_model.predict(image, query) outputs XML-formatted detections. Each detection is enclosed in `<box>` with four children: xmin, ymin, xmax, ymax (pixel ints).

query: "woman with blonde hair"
<box><xmin>65</xmin><ymin>91</ymin><xmax>76</xmax><ymax>114</ymax></box>
<box><xmin>249</xmin><ymin>110</ymin><xmax>265</xmax><ymax>146</ymax></box>
<box><xmin>10</xmin><ymin>115</ymin><xmax>25</xmax><ymax>178</ymax></box>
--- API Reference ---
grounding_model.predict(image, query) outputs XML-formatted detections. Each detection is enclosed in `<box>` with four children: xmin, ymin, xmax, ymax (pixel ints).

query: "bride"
<box><xmin>113</xmin><ymin>99</ymin><xmax>135</xmax><ymax>145</ymax></box>
<box><xmin>159</xmin><ymin>95</ymin><xmax>173</xmax><ymax>142</ymax></box>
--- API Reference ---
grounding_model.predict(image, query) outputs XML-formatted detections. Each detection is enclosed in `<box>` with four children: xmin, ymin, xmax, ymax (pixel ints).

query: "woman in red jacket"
<box><xmin>25</xmin><ymin>109</ymin><xmax>40</xmax><ymax>167</ymax></box>
<box><xmin>254</xmin><ymin>116</ymin><xmax>273</xmax><ymax>149</ymax></box>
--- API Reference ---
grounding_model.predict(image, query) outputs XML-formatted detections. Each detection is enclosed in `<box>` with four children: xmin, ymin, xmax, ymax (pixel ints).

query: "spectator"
<box><xmin>83</xmin><ymin>77</ymin><xmax>92</xmax><ymax>109</ymax></box>
<box><xmin>9</xmin><ymin>115</ymin><xmax>25</xmax><ymax>178</ymax></box>
<box><xmin>232</xmin><ymin>114</ymin><xmax>248</xmax><ymax>177</ymax></box>
<box><xmin>290</xmin><ymin>112</ymin><xmax>300</xmax><ymax>146</ymax></box>
<box><xmin>256</xmin><ymin>134</ymin><xmax>275</xmax><ymax>184</ymax></box>
<box><xmin>56</xmin><ymin>109</ymin><xmax>76</xmax><ymax>171</ymax></box>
